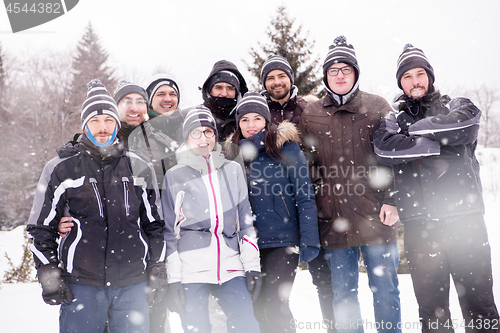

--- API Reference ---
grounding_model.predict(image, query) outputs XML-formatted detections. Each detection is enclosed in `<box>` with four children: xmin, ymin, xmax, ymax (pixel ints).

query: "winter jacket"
<box><xmin>201</xmin><ymin>60</ymin><xmax>249</xmax><ymax>141</ymax></box>
<box><xmin>128</xmin><ymin>110</ymin><xmax>184</xmax><ymax>189</ymax></box>
<box><xmin>236</xmin><ymin>121</ymin><xmax>320</xmax><ymax>250</ymax></box>
<box><xmin>373</xmin><ymin>91</ymin><xmax>484</xmax><ymax>223</ymax></box>
<box><xmin>161</xmin><ymin>144</ymin><xmax>260</xmax><ymax>285</ymax></box>
<box><xmin>27</xmin><ymin>135</ymin><xmax>165</xmax><ymax>287</ymax></box>
<box><xmin>298</xmin><ymin>90</ymin><xmax>398</xmax><ymax>250</ymax></box>
<box><xmin>262</xmin><ymin>86</ymin><xmax>307</xmax><ymax>126</ymax></box>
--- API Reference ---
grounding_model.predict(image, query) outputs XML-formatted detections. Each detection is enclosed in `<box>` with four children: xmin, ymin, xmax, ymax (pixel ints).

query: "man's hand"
<box><xmin>147</xmin><ymin>263</ymin><xmax>169</xmax><ymax>304</ymax></box>
<box><xmin>58</xmin><ymin>216</ymin><xmax>74</xmax><ymax>238</ymax></box>
<box><xmin>379</xmin><ymin>204</ymin><xmax>399</xmax><ymax>226</ymax></box>
<box><xmin>37</xmin><ymin>264</ymin><xmax>74</xmax><ymax>305</ymax></box>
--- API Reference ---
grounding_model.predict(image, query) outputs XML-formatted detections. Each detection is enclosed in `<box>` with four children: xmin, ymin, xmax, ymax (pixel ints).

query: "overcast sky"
<box><xmin>1</xmin><ymin>0</ymin><xmax>498</xmax><ymax>107</ymax></box>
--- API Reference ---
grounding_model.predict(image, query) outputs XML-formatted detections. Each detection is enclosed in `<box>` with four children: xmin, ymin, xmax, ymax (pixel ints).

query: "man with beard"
<box><xmin>27</xmin><ymin>79</ymin><xmax>167</xmax><ymax>333</ymax></box>
<box><xmin>260</xmin><ymin>55</ymin><xmax>307</xmax><ymax>126</ymax></box>
<box><xmin>374</xmin><ymin>44</ymin><xmax>499</xmax><ymax>333</ymax></box>
<box><xmin>201</xmin><ymin>60</ymin><xmax>248</xmax><ymax>140</ymax></box>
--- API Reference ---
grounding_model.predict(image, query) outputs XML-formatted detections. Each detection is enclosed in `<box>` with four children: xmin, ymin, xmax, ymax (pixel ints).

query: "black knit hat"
<box><xmin>81</xmin><ymin>79</ymin><xmax>120</xmax><ymax>130</ymax></box>
<box><xmin>113</xmin><ymin>80</ymin><xmax>148</xmax><ymax>104</ymax></box>
<box><xmin>206</xmin><ymin>70</ymin><xmax>241</xmax><ymax>98</ymax></box>
<box><xmin>235</xmin><ymin>91</ymin><xmax>271</xmax><ymax>125</ymax></box>
<box><xmin>182</xmin><ymin>105</ymin><xmax>218</xmax><ymax>141</ymax></box>
<box><xmin>323</xmin><ymin>35</ymin><xmax>360</xmax><ymax>78</ymax></box>
<box><xmin>396</xmin><ymin>44</ymin><xmax>435</xmax><ymax>89</ymax></box>
<box><xmin>145</xmin><ymin>74</ymin><xmax>180</xmax><ymax>109</ymax></box>
<box><xmin>260</xmin><ymin>55</ymin><xmax>294</xmax><ymax>89</ymax></box>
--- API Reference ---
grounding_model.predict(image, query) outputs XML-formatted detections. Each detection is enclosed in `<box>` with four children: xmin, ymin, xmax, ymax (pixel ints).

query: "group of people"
<box><xmin>26</xmin><ymin>35</ymin><xmax>498</xmax><ymax>333</ymax></box>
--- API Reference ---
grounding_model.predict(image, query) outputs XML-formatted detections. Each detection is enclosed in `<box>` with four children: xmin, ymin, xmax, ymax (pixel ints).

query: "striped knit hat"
<box><xmin>260</xmin><ymin>55</ymin><xmax>294</xmax><ymax>89</ymax></box>
<box><xmin>81</xmin><ymin>79</ymin><xmax>120</xmax><ymax>130</ymax></box>
<box><xmin>323</xmin><ymin>35</ymin><xmax>360</xmax><ymax>78</ymax></box>
<box><xmin>235</xmin><ymin>91</ymin><xmax>271</xmax><ymax>125</ymax></box>
<box><xmin>396</xmin><ymin>44</ymin><xmax>435</xmax><ymax>89</ymax></box>
<box><xmin>182</xmin><ymin>105</ymin><xmax>218</xmax><ymax>141</ymax></box>
<box><xmin>113</xmin><ymin>80</ymin><xmax>148</xmax><ymax>104</ymax></box>
<box><xmin>145</xmin><ymin>74</ymin><xmax>180</xmax><ymax>109</ymax></box>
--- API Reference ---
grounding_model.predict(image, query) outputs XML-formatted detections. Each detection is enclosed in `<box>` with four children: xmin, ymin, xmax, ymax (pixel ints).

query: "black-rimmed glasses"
<box><xmin>327</xmin><ymin>66</ymin><xmax>353</xmax><ymax>77</ymax></box>
<box><xmin>190</xmin><ymin>129</ymin><xmax>216</xmax><ymax>139</ymax></box>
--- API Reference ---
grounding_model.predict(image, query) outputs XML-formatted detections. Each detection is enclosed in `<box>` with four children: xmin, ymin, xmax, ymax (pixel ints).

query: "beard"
<box><xmin>268</xmin><ymin>85</ymin><xmax>290</xmax><ymax>101</ymax></box>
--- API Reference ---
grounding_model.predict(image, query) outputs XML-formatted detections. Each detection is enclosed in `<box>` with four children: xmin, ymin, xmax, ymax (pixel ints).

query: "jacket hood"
<box><xmin>201</xmin><ymin>60</ymin><xmax>248</xmax><ymax>103</ymax></box>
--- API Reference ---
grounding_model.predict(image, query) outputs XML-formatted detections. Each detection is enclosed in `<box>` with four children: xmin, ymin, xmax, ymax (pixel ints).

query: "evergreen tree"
<box><xmin>67</xmin><ymin>22</ymin><xmax>116</xmax><ymax>115</ymax></box>
<box><xmin>0</xmin><ymin>41</ymin><xmax>5</xmax><ymax>106</ymax></box>
<box><xmin>245</xmin><ymin>6</ymin><xmax>323</xmax><ymax>96</ymax></box>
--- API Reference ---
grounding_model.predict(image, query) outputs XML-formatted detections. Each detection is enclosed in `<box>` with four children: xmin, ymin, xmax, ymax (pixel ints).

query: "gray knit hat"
<box><xmin>260</xmin><ymin>55</ymin><xmax>294</xmax><ymax>89</ymax></box>
<box><xmin>182</xmin><ymin>105</ymin><xmax>218</xmax><ymax>141</ymax></box>
<box><xmin>396</xmin><ymin>44</ymin><xmax>435</xmax><ymax>90</ymax></box>
<box><xmin>145</xmin><ymin>74</ymin><xmax>180</xmax><ymax>109</ymax></box>
<box><xmin>81</xmin><ymin>79</ymin><xmax>120</xmax><ymax>130</ymax></box>
<box><xmin>323</xmin><ymin>35</ymin><xmax>360</xmax><ymax>77</ymax></box>
<box><xmin>235</xmin><ymin>91</ymin><xmax>271</xmax><ymax>125</ymax></box>
<box><xmin>113</xmin><ymin>80</ymin><xmax>148</xmax><ymax>104</ymax></box>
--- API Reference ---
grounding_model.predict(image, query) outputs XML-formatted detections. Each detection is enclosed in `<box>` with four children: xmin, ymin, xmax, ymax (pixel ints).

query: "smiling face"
<box><xmin>239</xmin><ymin>113</ymin><xmax>266</xmax><ymax>139</ymax></box>
<box><xmin>210</xmin><ymin>82</ymin><xmax>236</xmax><ymax>99</ymax></box>
<box><xmin>117</xmin><ymin>93</ymin><xmax>147</xmax><ymax>127</ymax></box>
<box><xmin>326</xmin><ymin>62</ymin><xmax>355</xmax><ymax>95</ymax></box>
<box><xmin>151</xmin><ymin>85</ymin><xmax>179</xmax><ymax>115</ymax></box>
<box><xmin>400</xmin><ymin>67</ymin><xmax>429</xmax><ymax>99</ymax></box>
<box><xmin>265</xmin><ymin>69</ymin><xmax>291</xmax><ymax>103</ymax></box>
<box><xmin>187</xmin><ymin>126</ymin><xmax>216</xmax><ymax>156</ymax></box>
<box><xmin>85</xmin><ymin>114</ymin><xmax>117</xmax><ymax>144</ymax></box>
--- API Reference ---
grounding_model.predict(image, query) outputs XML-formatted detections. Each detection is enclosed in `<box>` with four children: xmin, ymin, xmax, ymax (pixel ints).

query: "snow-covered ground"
<box><xmin>1</xmin><ymin>147</ymin><xmax>499</xmax><ymax>333</ymax></box>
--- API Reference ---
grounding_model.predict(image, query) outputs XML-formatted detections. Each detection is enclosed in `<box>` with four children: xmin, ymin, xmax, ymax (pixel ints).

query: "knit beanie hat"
<box><xmin>260</xmin><ymin>55</ymin><xmax>294</xmax><ymax>89</ymax></box>
<box><xmin>81</xmin><ymin>79</ymin><xmax>121</xmax><ymax>130</ymax></box>
<box><xmin>145</xmin><ymin>74</ymin><xmax>180</xmax><ymax>109</ymax></box>
<box><xmin>182</xmin><ymin>105</ymin><xmax>218</xmax><ymax>141</ymax></box>
<box><xmin>113</xmin><ymin>80</ymin><xmax>148</xmax><ymax>104</ymax></box>
<box><xmin>396</xmin><ymin>44</ymin><xmax>435</xmax><ymax>90</ymax></box>
<box><xmin>235</xmin><ymin>91</ymin><xmax>271</xmax><ymax>125</ymax></box>
<box><xmin>323</xmin><ymin>35</ymin><xmax>360</xmax><ymax>79</ymax></box>
<box><xmin>206</xmin><ymin>70</ymin><xmax>241</xmax><ymax>98</ymax></box>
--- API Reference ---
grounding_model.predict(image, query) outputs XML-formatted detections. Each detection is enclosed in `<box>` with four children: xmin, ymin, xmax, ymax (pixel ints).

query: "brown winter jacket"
<box><xmin>298</xmin><ymin>90</ymin><xmax>398</xmax><ymax>249</ymax></box>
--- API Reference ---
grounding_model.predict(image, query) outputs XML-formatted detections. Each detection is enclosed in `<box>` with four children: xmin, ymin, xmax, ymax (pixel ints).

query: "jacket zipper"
<box><xmin>278</xmin><ymin>191</ymin><xmax>291</xmax><ymax>218</ymax></box>
<box><xmin>122</xmin><ymin>177</ymin><xmax>130</xmax><ymax>216</ymax></box>
<box><xmin>204</xmin><ymin>156</ymin><xmax>222</xmax><ymax>284</ymax></box>
<box><xmin>90</xmin><ymin>178</ymin><xmax>104</xmax><ymax>217</ymax></box>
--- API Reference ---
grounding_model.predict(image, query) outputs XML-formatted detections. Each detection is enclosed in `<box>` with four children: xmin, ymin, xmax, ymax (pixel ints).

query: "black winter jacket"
<box><xmin>374</xmin><ymin>91</ymin><xmax>484</xmax><ymax>223</ymax></box>
<box><xmin>27</xmin><ymin>135</ymin><xmax>165</xmax><ymax>287</ymax></box>
<box><xmin>262</xmin><ymin>86</ymin><xmax>307</xmax><ymax>126</ymax></box>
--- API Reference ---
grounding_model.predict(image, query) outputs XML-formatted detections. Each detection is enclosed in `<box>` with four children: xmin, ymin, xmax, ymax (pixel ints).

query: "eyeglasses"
<box><xmin>120</xmin><ymin>100</ymin><xmax>147</xmax><ymax>106</ymax></box>
<box><xmin>327</xmin><ymin>66</ymin><xmax>353</xmax><ymax>77</ymax></box>
<box><xmin>190</xmin><ymin>129</ymin><xmax>216</xmax><ymax>139</ymax></box>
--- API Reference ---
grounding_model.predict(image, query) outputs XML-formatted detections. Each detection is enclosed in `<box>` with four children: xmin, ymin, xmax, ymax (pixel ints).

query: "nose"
<box><xmin>220</xmin><ymin>88</ymin><xmax>228</xmax><ymax>97</ymax></box>
<box><xmin>412</xmin><ymin>76</ymin><xmax>420</xmax><ymax>86</ymax></box>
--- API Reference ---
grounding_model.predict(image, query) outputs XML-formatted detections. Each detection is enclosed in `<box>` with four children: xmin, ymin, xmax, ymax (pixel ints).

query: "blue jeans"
<box><xmin>181</xmin><ymin>276</ymin><xmax>260</xmax><ymax>333</ymax></box>
<box><xmin>325</xmin><ymin>242</ymin><xmax>401</xmax><ymax>333</ymax></box>
<box><xmin>60</xmin><ymin>281</ymin><xmax>149</xmax><ymax>333</ymax></box>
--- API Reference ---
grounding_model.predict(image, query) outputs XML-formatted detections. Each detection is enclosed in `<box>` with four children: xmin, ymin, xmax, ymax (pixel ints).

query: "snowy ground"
<box><xmin>1</xmin><ymin>147</ymin><xmax>499</xmax><ymax>333</ymax></box>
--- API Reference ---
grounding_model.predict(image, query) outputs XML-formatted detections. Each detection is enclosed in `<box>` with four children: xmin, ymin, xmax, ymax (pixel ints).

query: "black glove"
<box><xmin>300</xmin><ymin>246</ymin><xmax>320</xmax><ymax>263</ymax></box>
<box><xmin>245</xmin><ymin>271</ymin><xmax>262</xmax><ymax>302</ymax></box>
<box><xmin>147</xmin><ymin>263</ymin><xmax>169</xmax><ymax>304</ymax></box>
<box><xmin>37</xmin><ymin>264</ymin><xmax>74</xmax><ymax>305</ymax></box>
<box><xmin>165</xmin><ymin>282</ymin><xmax>185</xmax><ymax>314</ymax></box>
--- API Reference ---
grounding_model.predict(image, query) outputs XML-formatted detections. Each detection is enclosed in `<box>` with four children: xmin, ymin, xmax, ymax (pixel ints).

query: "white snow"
<box><xmin>1</xmin><ymin>147</ymin><xmax>499</xmax><ymax>333</ymax></box>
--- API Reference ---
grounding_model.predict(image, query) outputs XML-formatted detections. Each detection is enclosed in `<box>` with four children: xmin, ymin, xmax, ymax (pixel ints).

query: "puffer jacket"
<box><xmin>128</xmin><ymin>110</ymin><xmax>184</xmax><ymax>189</ymax></box>
<box><xmin>373</xmin><ymin>91</ymin><xmax>484</xmax><ymax>223</ymax></box>
<box><xmin>161</xmin><ymin>144</ymin><xmax>260</xmax><ymax>285</ymax></box>
<box><xmin>298</xmin><ymin>90</ymin><xmax>398</xmax><ymax>249</ymax></box>
<box><xmin>235</xmin><ymin>121</ymin><xmax>320</xmax><ymax>250</ymax></box>
<box><xmin>27</xmin><ymin>135</ymin><xmax>165</xmax><ymax>287</ymax></box>
<box><xmin>262</xmin><ymin>85</ymin><xmax>307</xmax><ymax>126</ymax></box>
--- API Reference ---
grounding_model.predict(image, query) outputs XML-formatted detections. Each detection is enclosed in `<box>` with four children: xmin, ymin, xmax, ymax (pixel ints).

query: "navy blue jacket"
<box><xmin>238</xmin><ymin>121</ymin><xmax>320</xmax><ymax>250</ymax></box>
<box><xmin>374</xmin><ymin>91</ymin><xmax>484</xmax><ymax>223</ymax></box>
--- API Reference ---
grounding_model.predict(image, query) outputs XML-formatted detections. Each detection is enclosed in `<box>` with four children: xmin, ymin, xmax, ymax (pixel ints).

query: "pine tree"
<box><xmin>245</xmin><ymin>6</ymin><xmax>323</xmax><ymax>96</ymax></box>
<box><xmin>67</xmin><ymin>22</ymin><xmax>116</xmax><ymax>115</ymax></box>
